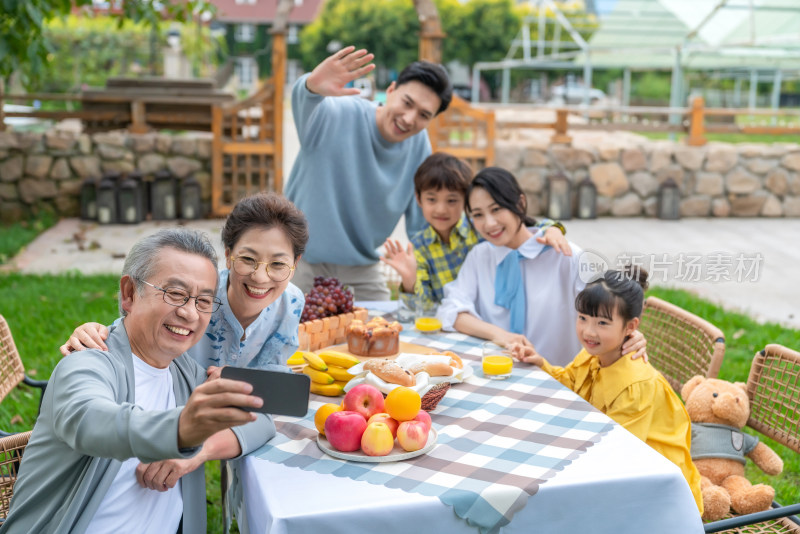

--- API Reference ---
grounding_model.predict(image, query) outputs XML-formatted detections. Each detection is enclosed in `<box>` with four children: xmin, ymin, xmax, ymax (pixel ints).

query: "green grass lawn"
<box><xmin>0</xmin><ymin>211</ymin><xmax>56</xmax><ymax>265</ymax></box>
<box><xmin>2</xmin><ymin>273</ymin><xmax>798</xmax><ymax>526</ymax></box>
<box><xmin>636</xmin><ymin>131</ymin><xmax>800</xmax><ymax>144</ymax></box>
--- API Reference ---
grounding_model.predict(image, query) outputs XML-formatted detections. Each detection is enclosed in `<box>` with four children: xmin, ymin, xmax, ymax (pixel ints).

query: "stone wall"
<box><xmin>495</xmin><ymin>132</ymin><xmax>800</xmax><ymax>218</ymax></box>
<box><xmin>3</xmin><ymin>127</ymin><xmax>800</xmax><ymax>223</ymax></box>
<box><xmin>0</xmin><ymin>130</ymin><xmax>212</xmax><ymax>223</ymax></box>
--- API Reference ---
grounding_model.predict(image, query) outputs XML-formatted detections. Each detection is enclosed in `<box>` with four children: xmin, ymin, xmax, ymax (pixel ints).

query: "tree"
<box><xmin>0</xmin><ymin>0</ymin><xmax>213</xmax><ymax>88</ymax></box>
<box><xmin>37</xmin><ymin>15</ymin><xmax>222</xmax><ymax>94</ymax></box>
<box><xmin>440</xmin><ymin>0</ymin><xmax>522</xmax><ymax>66</ymax></box>
<box><xmin>300</xmin><ymin>0</ymin><xmax>418</xmax><ymax>76</ymax></box>
<box><xmin>299</xmin><ymin>0</ymin><xmax>523</xmax><ymax>82</ymax></box>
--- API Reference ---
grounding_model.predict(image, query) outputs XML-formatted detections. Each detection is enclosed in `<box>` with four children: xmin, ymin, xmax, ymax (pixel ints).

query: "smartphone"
<box><xmin>220</xmin><ymin>367</ymin><xmax>310</xmax><ymax>417</ymax></box>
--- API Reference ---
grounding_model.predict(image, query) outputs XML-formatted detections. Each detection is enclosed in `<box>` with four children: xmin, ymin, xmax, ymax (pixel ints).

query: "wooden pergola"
<box><xmin>209</xmin><ymin>0</ymin><xmax>291</xmax><ymax>216</ymax></box>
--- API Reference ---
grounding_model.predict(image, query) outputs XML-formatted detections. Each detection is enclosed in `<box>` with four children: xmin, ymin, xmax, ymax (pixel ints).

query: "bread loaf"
<box><xmin>364</xmin><ymin>359</ymin><xmax>415</xmax><ymax>387</ymax></box>
<box><xmin>409</xmin><ymin>361</ymin><xmax>454</xmax><ymax>377</ymax></box>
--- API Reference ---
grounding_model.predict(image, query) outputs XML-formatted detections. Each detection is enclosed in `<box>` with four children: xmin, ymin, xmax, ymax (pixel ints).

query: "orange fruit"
<box><xmin>385</xmin><ymin>387</ymin><xmax>422</xmax><ymax>422</ymax></box>
<box><xmin>314</xmin><ymin>403</ymin><xmax>343</xmax><ymax>435</ymax></box>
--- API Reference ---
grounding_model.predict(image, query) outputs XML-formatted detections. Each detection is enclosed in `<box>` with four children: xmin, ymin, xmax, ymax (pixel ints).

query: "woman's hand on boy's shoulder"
<box><xmin>538</xmin><ymin>227</ymin><xmax>572</xmax><ymax>256</ymax></box>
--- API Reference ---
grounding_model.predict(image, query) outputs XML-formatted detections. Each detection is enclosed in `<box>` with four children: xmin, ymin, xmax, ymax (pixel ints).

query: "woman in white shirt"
<box><xmin>437</xmin><ymin>167</ymin><xmax>644</xmax><ymax>366</ymax></box>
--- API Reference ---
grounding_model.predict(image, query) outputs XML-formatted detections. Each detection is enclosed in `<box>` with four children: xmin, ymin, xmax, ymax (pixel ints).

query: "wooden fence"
<box><xmin>429</xmin><ymin>95</ymin><xmax>496</xmax><ymax>170</ymax></box>
<box><xmin>495</xmin><ymin>96</ymin><xmax>800</xmax><ymax>146</ymax></box>
<box><xmin>5</xmin><ymin>88</ymin><xmax>800</xmax><ymax>156</ymax></box>
<box><xmin>0</xmin><ymin>79</ymin><xmax>232</xmax><ymax>134</ymax></box>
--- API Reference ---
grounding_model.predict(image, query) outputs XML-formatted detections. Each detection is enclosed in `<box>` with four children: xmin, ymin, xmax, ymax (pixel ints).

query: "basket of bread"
<box><xmin>299</xmin><ymin>308</ymin><xmax>369</xmax><ymax>351</ymax></box>
<box><xmin>343</xmin><ymin>351</ymin><xmax>471</xmax><ymax>411</ymax></box>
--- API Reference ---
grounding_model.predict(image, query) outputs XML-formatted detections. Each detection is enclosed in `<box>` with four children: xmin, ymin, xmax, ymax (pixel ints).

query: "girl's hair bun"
<box><xmin>618</xmin><ymin>264</ymin><xmax>650</xmax><ymax>292</ymax></box>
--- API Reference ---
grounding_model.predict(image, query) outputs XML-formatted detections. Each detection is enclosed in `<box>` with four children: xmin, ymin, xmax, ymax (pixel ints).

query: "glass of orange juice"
<box><xmin>414</xmin><ymin>299</ymin><xmax>441</xmax><ymax>334</ymax></box>
<box><xmin>481</xmin><ymin>342</ymin><xmax>513</xmax><ymax>380</ymax></box>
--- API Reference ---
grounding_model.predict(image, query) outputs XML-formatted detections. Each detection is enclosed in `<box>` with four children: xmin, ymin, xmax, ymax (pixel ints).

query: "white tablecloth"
<box><xmin>237</xmin><ymin>328</ymin><xmax>703</xmax><ymax>534</ymax></box>
<box><xmin>239</xmin><ymin>422</ymin><xmax>702</xmax><ymax>534</ymax></box>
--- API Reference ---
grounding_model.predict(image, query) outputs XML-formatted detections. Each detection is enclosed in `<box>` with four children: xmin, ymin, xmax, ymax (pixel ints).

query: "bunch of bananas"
<box><xmin>290</xmin><ymin>350</ymin><xmax>360</xmax><ymax>396</ymax></box>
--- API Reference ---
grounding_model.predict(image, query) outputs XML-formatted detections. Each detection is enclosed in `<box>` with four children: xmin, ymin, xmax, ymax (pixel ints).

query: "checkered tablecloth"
<box><xmin>251</xmin><ymin>330</ymin><xmax>614</xmax><ymax>534</ymax></box>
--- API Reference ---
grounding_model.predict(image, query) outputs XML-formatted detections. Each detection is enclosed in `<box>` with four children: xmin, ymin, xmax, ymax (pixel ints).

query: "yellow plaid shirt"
<box><xmin>410</xmin><ymin>214</ymin><xmax>556</xmax><ymax>305</ymax></box>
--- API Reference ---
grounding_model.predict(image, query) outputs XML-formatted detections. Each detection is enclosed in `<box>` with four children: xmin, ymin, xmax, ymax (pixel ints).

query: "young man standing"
<box><xmin>285</xmin><ymin>46</ymin><xmax>452</xmax><ymax>300</ymax></box>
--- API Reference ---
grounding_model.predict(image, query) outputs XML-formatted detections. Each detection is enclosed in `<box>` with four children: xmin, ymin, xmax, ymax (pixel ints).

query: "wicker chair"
<box><xmin>0</xmin><ymin>431</ymin><xmax>32</xmax><ymax>524</ymax></box>
<box><xmin>704</xmin><ymin>344</ymin><xmax>800</xmax><ymax>533</ymax></box>
<box><xmin>0</xmin><ymin>315</ymin><xmax>48</xmax><ymax>435</ymax></box>
<box><xmin>639</xmin><ymin>296</ymin><xmax>725</xmax><ymax>392</ymax></box>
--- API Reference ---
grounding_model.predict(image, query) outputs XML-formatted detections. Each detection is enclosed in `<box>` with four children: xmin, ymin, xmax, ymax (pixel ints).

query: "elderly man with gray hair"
<box><xmin>1</xmin><ymin>228</ymin><xmax>272</xmax><ymax>534</ymax></box>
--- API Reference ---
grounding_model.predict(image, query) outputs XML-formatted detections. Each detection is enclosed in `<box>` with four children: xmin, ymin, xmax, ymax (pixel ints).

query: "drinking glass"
<box><xmin>397</xmin><ymin>292</ymin><xmax>417</xmax><ymax>323</ymax></box>
<box><xmin>414</xmin><ymin>299</ymin><xmax>441</xmax><ymax>334</ymax></box>
<box><xmin>481</xmin><ymin>342</ymin><xmax>513</xmax><ymax>380</ymax></box>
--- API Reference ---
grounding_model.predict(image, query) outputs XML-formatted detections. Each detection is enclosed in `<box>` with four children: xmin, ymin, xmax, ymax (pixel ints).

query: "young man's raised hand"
<box><xmin>306</xmin><ymin>46</ymin><xmax>376</xmax><ymax>97</ymax></box>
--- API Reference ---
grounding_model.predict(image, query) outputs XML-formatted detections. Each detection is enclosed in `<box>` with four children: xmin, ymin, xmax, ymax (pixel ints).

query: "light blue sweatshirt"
<box><xmin>285</xmin><ymin>73</ymin><xmax>429</xmax><ymax>265</ymax></box>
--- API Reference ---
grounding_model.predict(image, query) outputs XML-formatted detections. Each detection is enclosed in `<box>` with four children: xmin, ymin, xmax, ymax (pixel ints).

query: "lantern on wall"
<box><xmin>127</xmin><ymin>171</ymin><xmax>147</xmax><ymax>220</ymax></box>
<box><xmin>546</xmin><ymin>172</ymin><xmax>572</xmax><ymax>220</ymax></box>
<box><xmin>151</xmin><ymin>170</ymin><xmax>177</xmax><ymax>220</ymax></box>
<box><xmin>80</xmin><ymin>177</ymin><xmax>98</xmax><ymax>221</ymax></box>
<box><xmin>117</xmin><ymin>175</ymin><xmax>143</xmax><ymax>224</ymax></box>
<box><xmin>180</xmin><ymin>174</ymin><xmax>202</xmax><ymax>220</ymax></box>
<box><xmin>576</xmin><ymin>177</ymin><xmax>597</xmax><ymax>220</ymax></box>
<box><xmin>657</xmin><ymin>178</ymin><xmax>681</xmax><ymax>220</ymax></box>
<box><xmin>96</xmin><ymin>175</ymin><xmax>117</xmax><ymax>224</ymax></box>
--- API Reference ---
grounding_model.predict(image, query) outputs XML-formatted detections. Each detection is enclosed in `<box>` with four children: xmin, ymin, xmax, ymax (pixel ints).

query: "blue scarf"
<box><xmin>494</xmin><ymin>249</ymin><xmax>525</xmax><ymax>334</ymax></box>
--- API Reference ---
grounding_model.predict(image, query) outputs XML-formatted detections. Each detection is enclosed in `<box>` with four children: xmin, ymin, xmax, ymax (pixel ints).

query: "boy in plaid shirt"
<box><xmin>381</xmin><ymin>153</ymin><xmax>570</xmax><ymax>306</ymax></box>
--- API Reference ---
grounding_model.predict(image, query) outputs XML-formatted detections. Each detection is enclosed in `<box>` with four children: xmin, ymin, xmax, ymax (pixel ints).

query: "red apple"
<box><xmin>343</xmin><ymin>384</ymin><xmax>385</xmax><ymax>420</ymax></box>
<box><xmin>412</xmin><ymin>410</ymin><xmax>432</xmax><ymax>432</ymax></box>
<box><xmin>361</xmin><ymin>422</ymin><xmax>395</xmax><ymax>457</ymax></box>
<box><xmin>397</xmin><ymin>420</ymin><xmax>430</xmax><ymax>452</ymax></box>
<box><xmin>367</xmin><ymin>413</ymin><xmax>399</xmax><ymax>438</ymax></box>
<box><xmin>324</xmin><ymin>411</ymin><xmax>367</xmax><ymax>452</ymax></box>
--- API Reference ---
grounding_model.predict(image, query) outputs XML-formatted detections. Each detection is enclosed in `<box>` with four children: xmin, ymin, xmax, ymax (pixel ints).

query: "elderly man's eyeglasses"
<box><xmin>230</xmin><ymin>255</ymin><xmax>295</xmax><ymax>282</ymax></box>
<box><xmin>138</xmin><ymin>279</ymin><xmax>222</xmax><ymax>313</ymax></box>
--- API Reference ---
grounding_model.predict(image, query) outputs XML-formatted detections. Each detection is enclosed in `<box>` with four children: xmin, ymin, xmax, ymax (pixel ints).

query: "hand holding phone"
<box><xmin>220</xmin><ymin>367</ymin><xmax>310</xmax><ymax>417</ymax></box>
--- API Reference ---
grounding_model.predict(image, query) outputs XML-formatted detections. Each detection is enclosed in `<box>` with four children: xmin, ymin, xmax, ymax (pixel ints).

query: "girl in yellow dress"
<box><xmin>511</xmin><ymin>266</ymin><xmax>704</xmax><ymax>515</ymax></box>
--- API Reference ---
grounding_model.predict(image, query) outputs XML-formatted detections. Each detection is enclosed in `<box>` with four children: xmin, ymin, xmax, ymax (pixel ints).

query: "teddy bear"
<box><xmin>681</xmin><ymin>375</ymin><xmax>784</xmax><ymax>521</ymax></box>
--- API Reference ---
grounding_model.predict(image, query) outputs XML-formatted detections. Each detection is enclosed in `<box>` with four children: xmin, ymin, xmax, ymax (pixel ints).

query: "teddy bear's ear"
<box><xmin>681</xmin><ymin>375</ymin><xmax>705</xmax><ymax>400</ymax></box>
<box><xmin>735</xmin><ymin>382</ymin><xmax>747</xmax><ymax>393</ymax></box>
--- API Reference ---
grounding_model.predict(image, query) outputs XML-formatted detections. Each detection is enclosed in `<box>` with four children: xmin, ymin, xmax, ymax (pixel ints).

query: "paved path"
<box><xmin>564</xmin><ymin>218</ymin><xmax>799</xmax><ymax>329</ymax></box>
<box><xmin>9</xmin><ymin>217</ymin><xmax>799</xmax><ymax>329</ymax></box>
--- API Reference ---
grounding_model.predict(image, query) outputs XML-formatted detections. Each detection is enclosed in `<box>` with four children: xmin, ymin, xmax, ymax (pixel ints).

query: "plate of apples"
<box><xmin>316</xmin><ymin>384</ymin><xmax>437</xmax><ymax>462</ymax></box>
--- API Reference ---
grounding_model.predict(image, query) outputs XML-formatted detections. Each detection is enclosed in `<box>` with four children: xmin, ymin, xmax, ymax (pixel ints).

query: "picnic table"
<box><xmin>235</xmin><ymin>313</ymin><xmax>703</xmax><ymax>534</ymax></box>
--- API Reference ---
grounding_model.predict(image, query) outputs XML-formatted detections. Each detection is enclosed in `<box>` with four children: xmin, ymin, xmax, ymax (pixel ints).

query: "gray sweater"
<box><xmin>284</xmin><ymin>73</ymin><xmax>430</xmax><ymax>265</ymax></box>
<box><xmin>1</xmin><ymin>320</ymin><xmax>273</xmax><ymax>533</ymax></box>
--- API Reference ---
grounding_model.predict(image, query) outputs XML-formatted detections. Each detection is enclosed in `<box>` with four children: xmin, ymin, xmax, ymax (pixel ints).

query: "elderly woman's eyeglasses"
<box><xmin>230</xmin><ymin>255</ymin><xmax>295</xmax><ymax>282</ymax></box>
<box><xmin>138</xmin><ymin>279</ymin><xmax>222</xmax><ymax>313</ymax></box>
